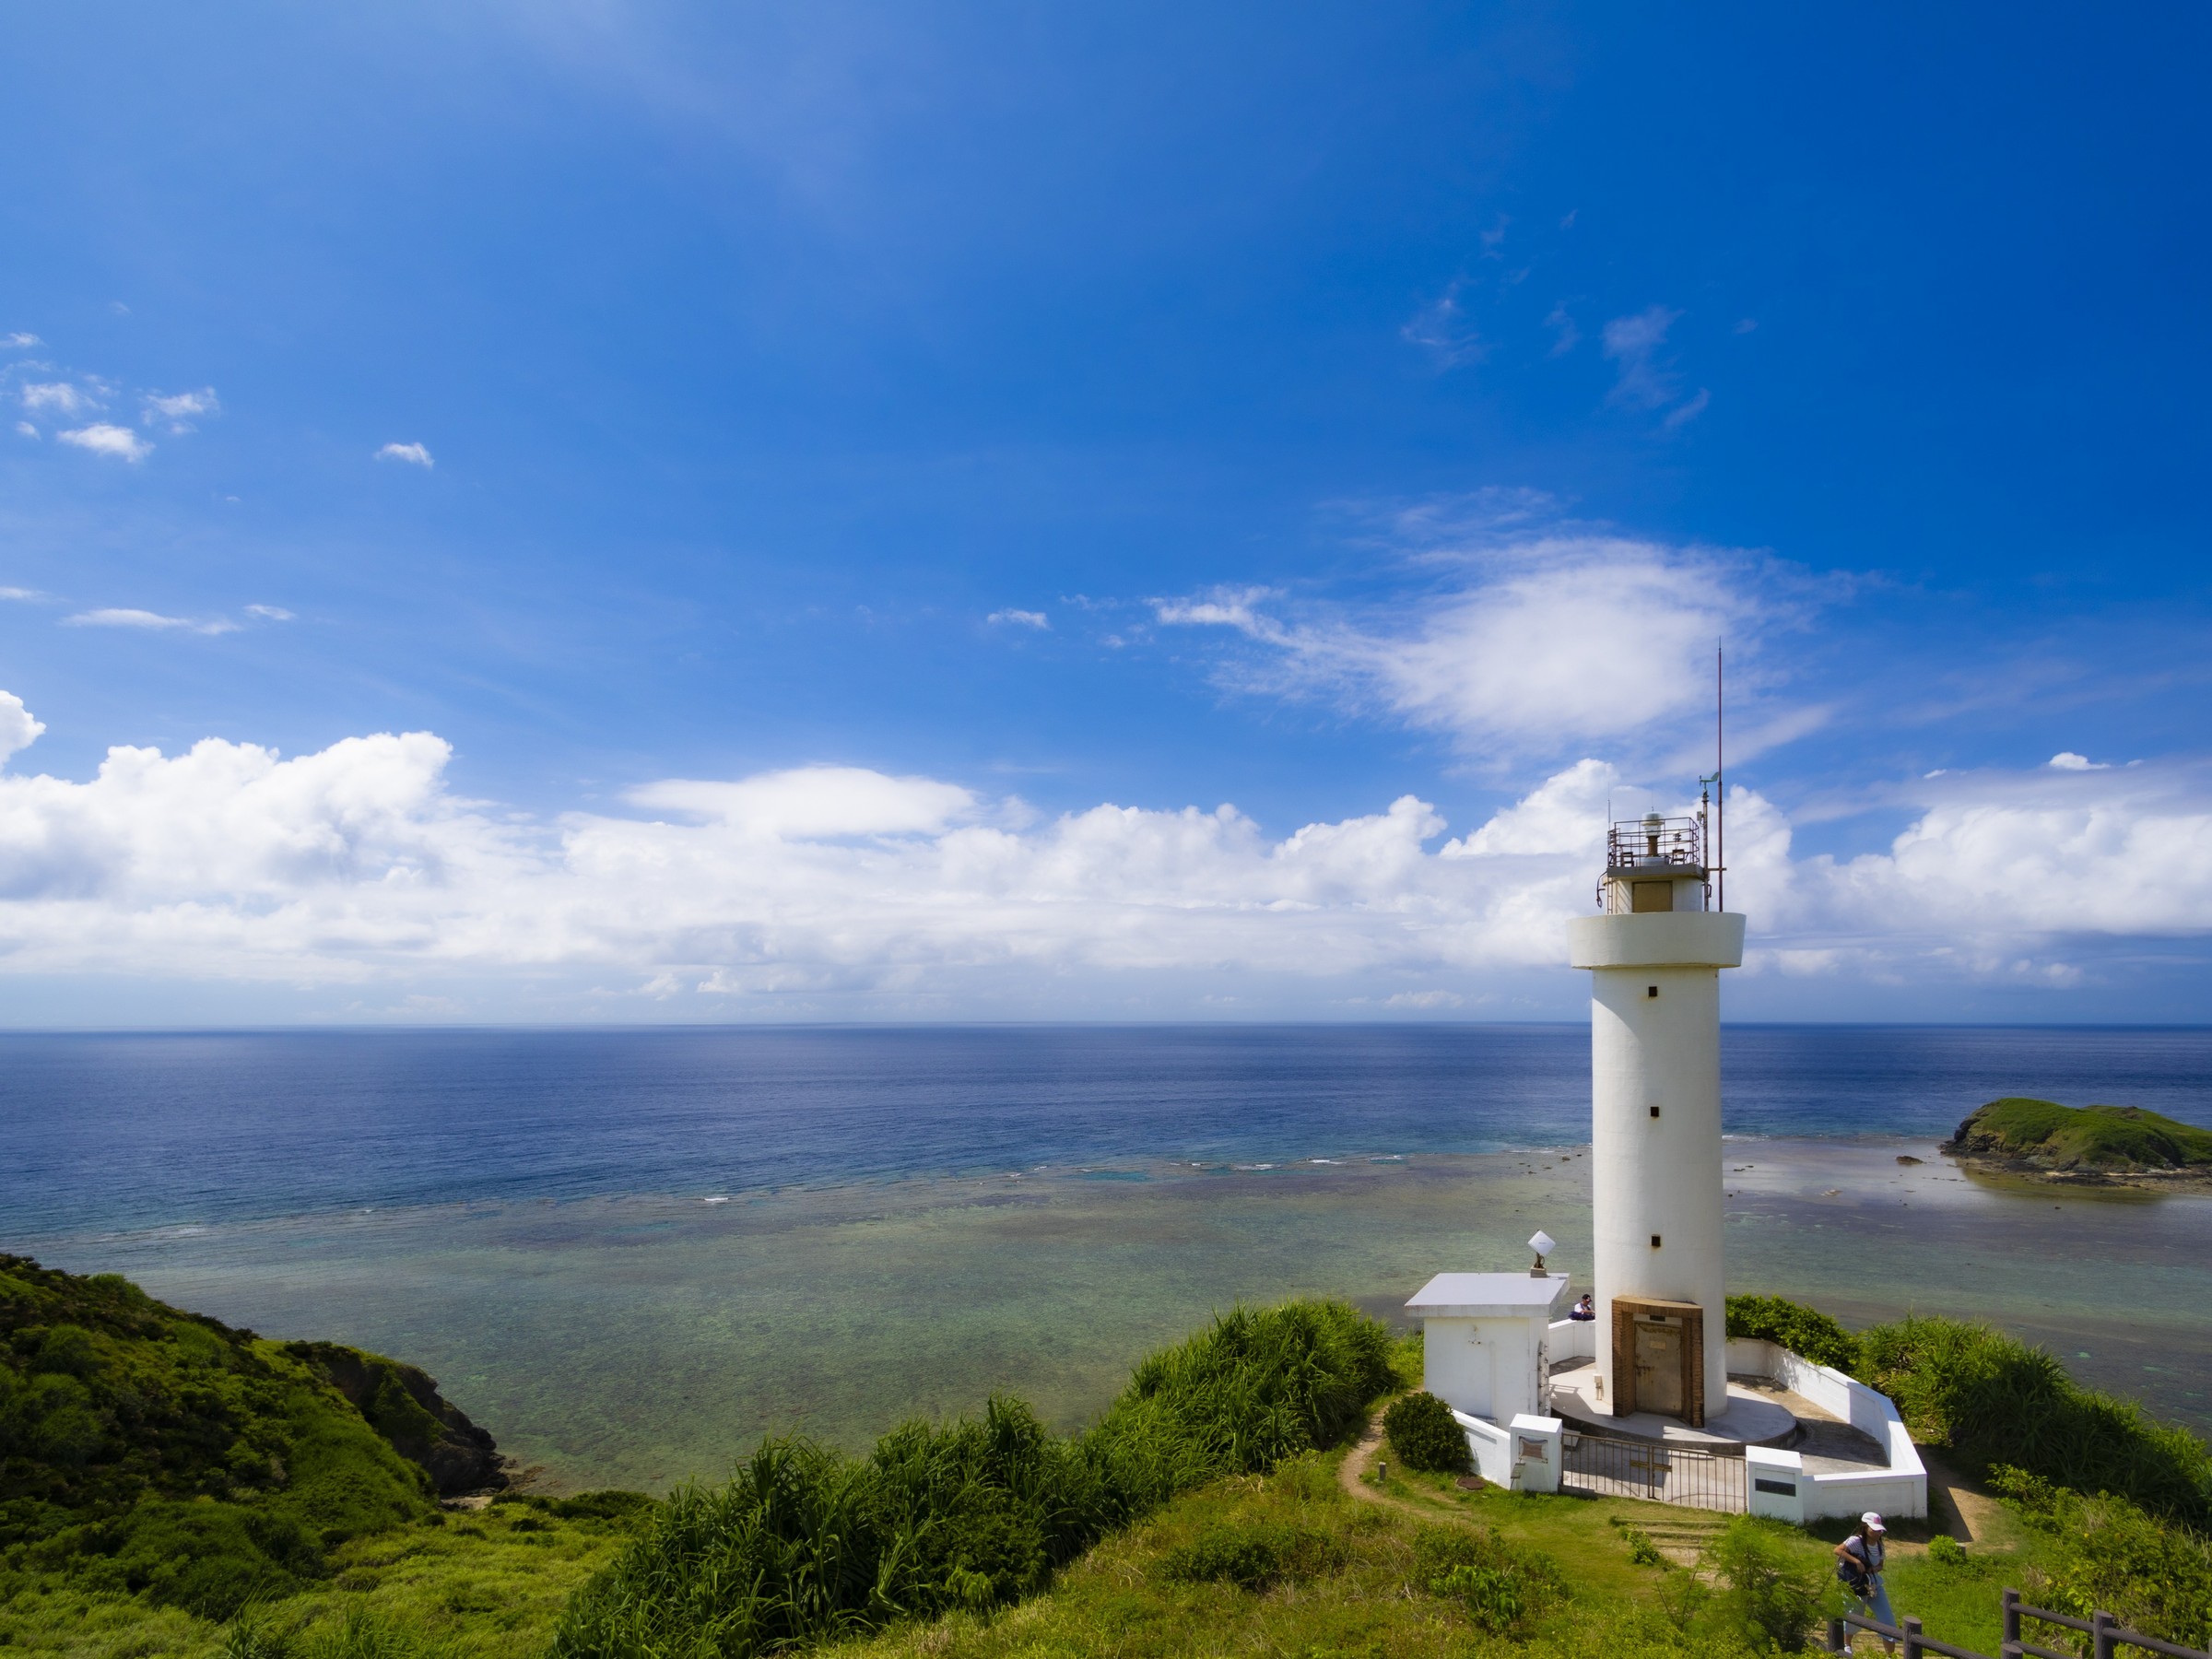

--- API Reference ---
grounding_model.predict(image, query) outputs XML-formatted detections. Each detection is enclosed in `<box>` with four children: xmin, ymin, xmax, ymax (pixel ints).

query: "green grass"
<box><xmin>0</xmin><ymin>1494</ymin><xmax>643</xmax><ymax>1658</ymax></box>
<box><xmin>1948</xmin><ymin>1098</ymin><xmax>2212</xmax><ymax>1171</ymax></box>
<box><xmin>549</xmin><ymin>1300</ymin><xmax>1396</xmax><ymax>1658</ymax></box>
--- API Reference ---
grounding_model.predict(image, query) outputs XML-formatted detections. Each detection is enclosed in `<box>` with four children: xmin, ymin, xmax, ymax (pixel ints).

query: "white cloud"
<box><xmin>1155</xmin><ymin>540</ymin><xmax>1783</xmax><ymax>759</ymax></box>
<box><xmin>58</xmin><ymin>424</ymin><xmax>152</xmax><ymax>463</ymax></box>
<box><xmin>1</xmin><ymin>333</ymin><xmax>39</xmax><ymax>349</ymax></box>
<box><xmin>1544</xmin><ymin>304</ymin><xmax>1580</xmax><ymax>356</ymax></box>
<box><xmin>245</xmin><ymin>605</ymin><xmax>296</xmax><ymax>621</ymax></box>
<box><xmin>1402</xmin><ymin>281</ymin><xmax>1486</xmax><ymax>368</ymax></box>
<box><xmin>986</xmin><ymin>608</ymin><xmax>1050</xmax><ymax>629</ymax></box>
<box><xmin>1663</xmin><ymin>388</ymin><xmax>1711</xmax><ymax>429</ymax></box>
<box><xmin>1601</xmin><ymin>306</ymin><xmax>1681</xmax><ymax>408</ymax></box>
<box><xmin>376</xmin><ymin>441</ymin><xmax>434</xmax><ymax>467</ymax></box>
<box><xmin>142</xmin><ymin>388</ymin><xmax>219</xmax><ymax>432</ymax></box>
<box><xmin>0</xmin><ymin>589</ymin><xmax>41</xmax><ymax>602</ymax></box>
<box><xmin>63</xmin><ymin>608</ymin><xmax>240</xmax><ymax>635</ymax></box>
<box><xmin>0</xmin><ymin>692</ymin><xmax>42</xmax><ymax>765</ymax></box>
<box><xmin>2048</xmin><ymin>752</ymin><xmax>2106</xmax><ymax>771</ymax></box>
<box><xmin>22</xmin><ymin>382</ymin><xmax>98</xmax><ymax>418</ymax></box>
<box><xmin>14</xmin><ymin>422</ymin><xmax>35</xmax><ymax>440</ymax></box>
<box><xmin>0</xmin><ymin>699</ymin><xmax>2201</xmax><ymax>1004</ymax></box>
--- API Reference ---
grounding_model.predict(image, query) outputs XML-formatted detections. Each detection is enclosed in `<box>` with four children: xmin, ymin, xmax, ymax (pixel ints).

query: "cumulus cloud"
<box><xmin>142</xmin><ymin>388</ymin><xmax>219</xmax><ymax>432</ymax></box>
<box><xmin>63</xmin><ymin>608</ymin><xmax>240</xmax><ymax>635</ymax></box>
<box><xmin>0</xmin><ymin>693</ymin><xmax>2195</xmax><ymax>1006</ymax></box>
<box><xmin>1155</xmin><ymin>539</ymin><xmax>1785</xmax><ymax>759</ymax></box>
<box><xmin>0</xmin><ymin>693</ymin><xmax>43</xmax><ymax>765</ymax></box>
<box><xmin>376</xmin><ymin>441</ymin><xmax>434</xmax><ymax>467</ymax></box>
<box><xmin>58</xmin><ymin>424</ymin><xmax>153</xmax><ymax>462</ymax></box>
<box><xmin>22</xmin><ymin>382</ymin><xmax>99</xmax><ymax>418</ymax></box>
<box><xmin>986</xmin><ymin>608</ymin><xmax>1050</xmax><ymax>629</ymax></box>
<box><xmin>2048</xmin><ymin>752</ymin><xmax>2106</xmax><ymax>771</ymax></box>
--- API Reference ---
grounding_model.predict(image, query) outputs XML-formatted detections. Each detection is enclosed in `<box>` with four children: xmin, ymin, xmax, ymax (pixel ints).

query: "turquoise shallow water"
<box><xmin>22</xmin><ymin>1135</ymin><xmax>2207</xmax><ymax>1493</ymax></box>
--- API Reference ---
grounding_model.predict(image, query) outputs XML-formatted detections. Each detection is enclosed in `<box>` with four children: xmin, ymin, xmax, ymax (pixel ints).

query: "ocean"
<box><xmin>3</xmin><ymin>1025</ymin><xmax>2206</xmax><ymax>1490</ymax></box>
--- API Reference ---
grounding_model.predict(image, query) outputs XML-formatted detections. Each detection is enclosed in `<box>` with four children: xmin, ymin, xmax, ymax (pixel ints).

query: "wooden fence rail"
<box><xmin>1821</xmin><ymin>1589</ymin><xmax>2208</xmax><ymax>1659</ymax></box>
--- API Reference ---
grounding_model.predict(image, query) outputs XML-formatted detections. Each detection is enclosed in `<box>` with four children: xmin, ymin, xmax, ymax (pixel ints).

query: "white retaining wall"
<box><xmin>1725</xmin><ymin>1337</ymin><xmax>1926</xmax><ymax>1522</ymax></box>
<box><xmin>1539</xmin><ymin>1324</ymin><xmax>1927</xmax><ymax>1522</ymax></box>
<box><xmin>1452</xmin><ymin>1407</ymin><xmax>1563</xmax><ymax>1493</ymax></box>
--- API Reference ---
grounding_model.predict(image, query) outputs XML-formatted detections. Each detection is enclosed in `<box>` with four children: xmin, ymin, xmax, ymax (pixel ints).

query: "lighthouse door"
<box><xmin>1632</xmin><ymin>1319</ymin><xmax>1685</xmax><ymax>1418</ymax></box>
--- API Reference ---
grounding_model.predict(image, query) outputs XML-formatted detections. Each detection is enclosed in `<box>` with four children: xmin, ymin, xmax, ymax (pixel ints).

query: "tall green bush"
<box><xmin>1860</xmin><ymin>1316</ymin><xmax>2212</xmax><ymax>1528</ymax></box>
<box><xmin>1724</xmin><ymin>1295</ymin><xmax>1859</xmax><ymax>1373</ymax></box>
<box><xmin>551</xmin><ymin>1300</ymin><xmax>1394</xmax><ymax>1659</ymax></box>
<box><xmin>1990</xmin><ymin>1465</ymin><xmax>2212</xmax><ymax>1647</ymax></box>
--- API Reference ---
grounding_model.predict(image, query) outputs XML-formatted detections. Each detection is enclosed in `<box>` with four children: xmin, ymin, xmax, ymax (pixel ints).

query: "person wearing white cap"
<box><xmin>1833</xmin><ymin>1512</ymin><xmax>1895</xmax><ymax>1652</ymax></box>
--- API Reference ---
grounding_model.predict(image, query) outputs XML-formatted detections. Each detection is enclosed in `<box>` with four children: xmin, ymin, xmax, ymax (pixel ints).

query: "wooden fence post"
<box><xmin>2002</xmin><ymin>1589</ymin><xmax>2021</xmax><ymax>1657</ymax></box>
<box><xmin>2091</xmin><ymin>1610</ymin><xmax>2116</xmax><ymax>1659</ymax></box>
<box><xmin>1829</xmin><ymin>1616</ymin><xmax>1846</xmax><ymax>1655</ymax></box>
<box><xmin>1904</xmin><ymin>1614</ymin><xmax>1924</xmax><ymax>1659</ymax></box>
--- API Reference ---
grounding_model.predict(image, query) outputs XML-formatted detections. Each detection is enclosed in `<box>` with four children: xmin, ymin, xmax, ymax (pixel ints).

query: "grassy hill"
<box><xmin>1946</xmin><ymin>1097</ymin><xmax>2212</xmax><ymax>1175</ymax></box>
<box><xmin>0</xmin><ymin>1254</ymin><xmax>506</xmax><ymax>1620</ymax></box>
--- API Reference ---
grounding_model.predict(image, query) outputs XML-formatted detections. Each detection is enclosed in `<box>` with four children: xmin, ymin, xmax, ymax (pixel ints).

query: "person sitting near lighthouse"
<box><xmin>1834</xmin><ymin>1513</ymin><xmax>1896</xmax><ymax>1653</ymax></box>
<box><xmin>1568</xmin><ymin>1293</ymin><xmax>1596</xmax><ymax>1322</ymax></box>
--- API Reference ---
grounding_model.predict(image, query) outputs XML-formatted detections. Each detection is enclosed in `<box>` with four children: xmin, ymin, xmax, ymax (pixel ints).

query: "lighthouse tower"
<box><xmin>1566</xmin><ymin>807</ymin><xmax>1744</xmax><ymax>1427</ymax></box>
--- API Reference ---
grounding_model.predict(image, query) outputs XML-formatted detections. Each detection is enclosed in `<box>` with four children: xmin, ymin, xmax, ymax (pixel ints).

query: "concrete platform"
<box><xmin>1547</xmin><ymin>1359</ymin><xmax>1800</xmax><ymax>1448</ymax></box>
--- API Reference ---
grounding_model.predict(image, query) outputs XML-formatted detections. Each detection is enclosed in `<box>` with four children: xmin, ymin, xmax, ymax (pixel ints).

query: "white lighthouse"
<box><xmin>1565</xmin><ymin>807</ymin><xmax>1743</xmax><ymax>1427</ymax></box>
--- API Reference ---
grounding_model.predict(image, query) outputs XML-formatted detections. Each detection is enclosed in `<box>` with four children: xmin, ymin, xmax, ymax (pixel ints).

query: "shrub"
<box><xmin>1924</xmin><ymin>1533</ymin><xmax>1967</xmax><ymax>1567</ymax></box>
<box><xmin>1990</xmin><ymin>1465</ymin><xmax>2212</xmax><ymax>1647</ymax></box>
<box><xmin>1724</xmin><ymin>1295</ymin><xmax>1860</xmax><ymax>1373</ymax></box>
<box><xmin>1622</xmin><ymin>1525</ymin><xmax>1665</xmax><ymax>1567</ymax></box>
<box><xmin>1862</xmin><ymin>1317</ymin><xmax>2212</xmax><ymax>1527</ymax></box>
<box><xmin>1413</xmin><ymin>1524</ymin><xmax>1567</xmax><ymax>1635</ymax></box>
<box><xmin>1160</xmin><ymin>1521</ymin><xmax>1342</xmax><ymax>1589</ymax></box>
<box><xmin>551</xmin><ymin>1300</ymin><xmax>1395</xmax><ymax>1659</ymax></box>
<box><xmin>1704</xmin><ymin>1515</ymin><xmax>1825</xmax><ymax>1653</ymax></box>
<box><xmin>1383</xmin><ymin>1391</ymin><xmax>1470</xmax><ymax>1475</ymax></box>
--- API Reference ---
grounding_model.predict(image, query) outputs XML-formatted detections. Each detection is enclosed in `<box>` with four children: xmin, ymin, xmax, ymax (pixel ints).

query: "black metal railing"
<box><xmin>1559</xmin><ymin>1427</ymin><xmax>1747</xmax><ymax>1512</ymax></box>
<box><xmin>1606</xmin><ymin>813</ymin><xmax>1705</xmax><ymax>874</ymax></box>
<box><xmin>1820</xmin><ymin>1589</ymin><xmax>2208</xmax><ymax>1659</ymax></box>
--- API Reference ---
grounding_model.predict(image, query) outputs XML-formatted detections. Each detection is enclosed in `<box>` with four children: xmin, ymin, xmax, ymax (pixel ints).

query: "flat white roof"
<box><xmin>1405</xmin><ymin>1271</ymin><xmax>1572</xmax><ymax>1319</ymax></box>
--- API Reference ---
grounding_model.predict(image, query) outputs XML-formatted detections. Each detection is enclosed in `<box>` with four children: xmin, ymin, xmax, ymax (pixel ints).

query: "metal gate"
<box><xmin>1559</xmin><ymin>1428</ymin><xmax>1747</xmax><ymax>1512</ymax></box>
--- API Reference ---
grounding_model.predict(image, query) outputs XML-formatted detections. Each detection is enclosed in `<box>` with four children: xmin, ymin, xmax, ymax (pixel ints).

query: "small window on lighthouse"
<box><xmin>1649</xmin><ymin>1106</ymin><xmax>1661</xmax><ymax>1119</ymax></box>
<box><xmin>1630</xmin><ymin>880</ymin><xmax>1673</xmax><ymax>912</ymax></box>
<box><xmin>1650</xmin><ymin>1234</ymin><xmax>1663</xmax><ymax>1248</ymax></box>
<box><xmin>1646</xmin><ymin>985</ymin><xmax>1659</xmax><ymax>998</ymax></box>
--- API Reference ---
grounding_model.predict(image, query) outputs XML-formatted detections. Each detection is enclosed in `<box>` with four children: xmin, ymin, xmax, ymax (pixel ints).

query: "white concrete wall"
<box><xmin>1451</xmin><ymin>1408</ymin><xmax>1562</xmax><ymax>1491</ymax></box>
<box><xmin>1453</xmin><ymin>1408</ymin><xmax>1515</xmax><ymax>1487</ymax></box>
<box><xmin>1588</xmin><ymin>959</ymin><xmax>1729</xmax><ymax>1419</ymax></box>
<box><xmin>1423</xmin><ymin>1315</ymin><xmax>1547</xmax><ymax>1423</ymax></box>
<box><xmin>1549</xmin><ymin>1316</ymin><xmax>1597</xmax><ymax>1362</ymax></box>
<box><xmin>1726</xmin><ymin>1341</ymin><xmax>1928</xmax><ymax>1522</ymax></box>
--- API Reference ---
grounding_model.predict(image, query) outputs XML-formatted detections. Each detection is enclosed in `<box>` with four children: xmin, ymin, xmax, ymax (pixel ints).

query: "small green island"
<box><xmin>1944</xmin><ymin>1097</ymin><xmax>2212</xmax><ymax>1187</ymax></box>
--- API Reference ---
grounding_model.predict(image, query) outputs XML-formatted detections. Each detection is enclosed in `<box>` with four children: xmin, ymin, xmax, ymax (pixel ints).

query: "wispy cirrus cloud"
<box><xmin>1152</xmin><ymin>526</ymin><xmax>1808</xmax><ymax>763</ymax></box>
<box><xmin>1</xmin><ymin>333</ymin><xmax>39</xmax><ymax>349</ymax></box>
<box><xmin>1601</xmin><ymin>305</ymin><xmax>1709</xmax><ymax>429</ymax></box>
<box><xmin>1401</xmin><ymin>280</ymin><xmax>1487</xmax><ymax>368</ymax></box>
<box><xmin>63</xmin><ymin>607</ymin><xmax>240</xmax><ymax>635</ymax></box>
<box><xmin>986</xmin><ymin>608</ymin><xmax>1049</xmax><ymax>629</ymax></box>
<box><xmin>376</xmin><ymin>441</ymin><xmax>434</xmax><ymax>467</ymax></box>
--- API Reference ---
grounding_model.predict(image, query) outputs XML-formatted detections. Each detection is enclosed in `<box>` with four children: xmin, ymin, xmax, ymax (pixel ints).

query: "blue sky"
<box><xmin>1</xmin><ymin>3</ymin><xmax>2207</xmax><ymax>1024</ymax></box>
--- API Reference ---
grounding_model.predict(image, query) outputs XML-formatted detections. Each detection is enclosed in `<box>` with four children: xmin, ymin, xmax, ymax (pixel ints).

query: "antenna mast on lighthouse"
<box><xmin>1699</xmin><ymin>642</ymin><xmax>1725</xmax><ymax>913</ymax></box>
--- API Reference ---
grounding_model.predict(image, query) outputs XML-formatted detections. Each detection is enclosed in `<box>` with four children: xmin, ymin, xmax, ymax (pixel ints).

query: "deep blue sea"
<box><xmin>3</xmin><ymin>1024</ymin><xmax>2207</xmax><ymax>1237</ymax></box>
